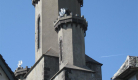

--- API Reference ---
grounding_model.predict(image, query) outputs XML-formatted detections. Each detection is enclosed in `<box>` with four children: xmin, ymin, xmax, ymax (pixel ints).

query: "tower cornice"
<box><xmin>54</xmin><ymin>14</ymin><xmax>88</xmax><ymax>33</ymax></box>
<box><xmin>32</xmin><ymin>0</ymin><xmax>83</xmax><ymax>7</ymax></box>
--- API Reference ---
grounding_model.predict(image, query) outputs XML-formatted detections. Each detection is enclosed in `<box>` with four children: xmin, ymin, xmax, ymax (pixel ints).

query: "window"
<box><xmin>37</xmin><ymin>17</ymin><xmax>40</xmax><ymax>49</ymax></box>
<box><xmin>59</xmin><ymin>40</ymin><xmax>62</xmax><ymax>61</ymax></box>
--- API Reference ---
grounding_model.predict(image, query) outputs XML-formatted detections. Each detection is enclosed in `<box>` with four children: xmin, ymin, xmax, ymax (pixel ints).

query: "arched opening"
<box><xmin>37</xmin><ymin>17</ymin><xmax>40</xmax><ymax>49</ymax></box>
<box><xmin>59</xmin><ymin>40</ymin><xmax>63</xmax><ymax>62</ymax></box>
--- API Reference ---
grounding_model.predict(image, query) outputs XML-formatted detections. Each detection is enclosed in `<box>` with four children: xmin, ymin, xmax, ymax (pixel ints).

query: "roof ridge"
<box><xmin>0</xmin><ymin>54</ymin><xmax>18</xmax><ymax>80</ymax></box>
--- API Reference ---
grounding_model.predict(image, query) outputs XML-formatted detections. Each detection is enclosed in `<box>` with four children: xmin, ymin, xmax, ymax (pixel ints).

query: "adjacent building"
<box><xmin>0</xmin><ymin>54</ymin><xmax>18</xmax><ymax>80</ymax></box>
<box><xmin>112</xmin><ymin>56</ymin><xmax>138</xmax><ymax>80</ymax></box>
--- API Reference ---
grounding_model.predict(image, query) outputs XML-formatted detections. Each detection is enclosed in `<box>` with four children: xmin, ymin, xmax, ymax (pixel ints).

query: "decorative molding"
<box><xmin>53</xmin><ymin>13</ymin><xmax>88</xmax><ymax>33</ymax></box>
<box><xmin>14</xmin><ymin>66</ymin><xmax>30</xmax><ymax>77</ymax></box>
<box><xmin>32</xmin><ymin>0</ymin><xmax>83</xmax><ymax>7</ymax></box>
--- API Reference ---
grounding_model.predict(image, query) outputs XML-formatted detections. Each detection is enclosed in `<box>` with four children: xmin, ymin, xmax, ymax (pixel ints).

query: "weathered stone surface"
<box><xmin>25</xmin><ymin>57</ymin><xmax>44</xmax><ymax>80</ymax></box>
<box><xmin>53</xmin><ymin>70</ymin><xmax>65</xmax><ymax>80</ymax></box>
<box><xmin>34</xmin><ymin>0</ymin><xmax>83</xmax><ymax>62</ymax></box>
<box><xmin>67</xmin><ymin>69</ymin><xmax>93</xmax><ymax>80</ymax></box>
<box><xmin>52</xmin><ymin>68</ymin><xmax>94</xmax><ymax>80</ymax></box>
<box><xmin>44</xmin><ymin>56</ymin><xmax>59</xmax><ymax>80</ymax></box>
<box><xmin>86</xmin><ymin>62</ymin><xmax>102</xmax><ymax>80</ymax></box>
<box><xmin>25</xmin><ymin>49</ymin><xmax>59</xmax><ymax>80</ymax></box>
<box><xmin>112</xmin><ymin>56</ymin><xmax>138</xmax><ymax>80</ymax></box>
<box><xmin>29</xmin><ymin>0</ymin><xmax>103</xmax><ymax>79</ymax></box>
<box><xmin>54</xmin><ymin>15</ymin><xmax>88</xmax><ymax>33</ymax></box>
<box><xmin>58</xmin><ymin>24</ymin><xmax>86</xmax><ymax>68</ymax></box>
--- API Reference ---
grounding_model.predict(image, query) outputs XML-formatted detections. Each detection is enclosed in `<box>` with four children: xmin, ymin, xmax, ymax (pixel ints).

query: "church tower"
<box><xmin>0</xmin><ymin>0</ymin><xmax>102</xmax><ymax>80</ymax></box>
<box><xmin>21</xmin><ymin>0</ymin><xmax>103</xmax><ymax>80</ymax></box>
<box><xmin>32</xmin><ymin>0</ymin><xmax>83</xmax><ymax>61</ymax></box>
<box><xmin>54</xmin><ymin>11</ymin><xmax>87</xmax><ymax>69</ymax></box>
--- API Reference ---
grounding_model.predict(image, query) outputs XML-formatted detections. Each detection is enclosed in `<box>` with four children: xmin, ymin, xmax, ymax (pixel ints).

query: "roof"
<box><xmin>44</xmin><ymin>48</ymin><xmax>59</xmax><ymax>57</ymax></box>
<box><xmin>112</xmin><ymin>56</ymin><xmax>138</xmax><ymax>80</ymax></box>
<box><xmin>44</xmin><ymin>48</ymin><xmax>102</xmax><ymax>65</ymax></box>
<box><xmin>24</xmin><ymin>48</ymin><xmax>102</xmax><ymax>78</ymax></box>
<box><xmin>50</xmin><ymin>63</ymin><xmax>94</xmax><ymax>80</ymax></box>
<box><xmin>63</xmin><ymin>63</ymin><xmax>94</xmax><ymax>72</ymax></box>
<box><xmin>24</xmin><ymin>48</ymin><xmax>58</xmax><ymax>78</ymax></box>
<box><xmin>85</xmin><ymin>55</ymin><xmax>103</xmax><ymax>65</ymax></box>
<box><xmin>0</xmin><ymin>54</ymin><xmax>18</xmax><ymax>80</ymax></box>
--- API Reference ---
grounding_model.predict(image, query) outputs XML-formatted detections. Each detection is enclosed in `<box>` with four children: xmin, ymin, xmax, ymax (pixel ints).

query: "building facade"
<box><xmin>112</xmin><ymin>56</ymin><xmax>138</xmax><ymax>80</ymax></box>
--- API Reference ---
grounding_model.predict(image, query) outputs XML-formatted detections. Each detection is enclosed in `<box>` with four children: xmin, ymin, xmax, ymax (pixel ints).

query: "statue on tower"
<box><xmin>17</xmin><ymin>60</ymin><xmax>23</xmax><ymax>68</ymax></box>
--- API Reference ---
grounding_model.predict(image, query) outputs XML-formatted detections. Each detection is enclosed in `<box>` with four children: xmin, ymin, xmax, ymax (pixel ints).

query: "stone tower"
<box><xmin>54</xmin><ymin>12</ymin><xmax>87</xmax><ymax>69</ymax></box>
<box><xmin>33</xmin><ymin>0</ymin><xmax>83</xmax><ymax>61</ymax></box>
<box><xmin>16</xmin><ymin>0</ymin><xmax>103</xmax><ymax>80</ymax></box>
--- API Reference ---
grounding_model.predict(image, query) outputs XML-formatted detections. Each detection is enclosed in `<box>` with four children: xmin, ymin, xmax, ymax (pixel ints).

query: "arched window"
<box><xmin>37</xmin><ymin>17</ymin><xmax>40</xmax><ymax>49</ymax></box>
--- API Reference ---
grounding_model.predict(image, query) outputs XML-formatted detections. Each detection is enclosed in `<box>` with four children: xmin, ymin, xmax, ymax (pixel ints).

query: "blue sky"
<box><xmin>0</xmin><ymin>0</ymin><xmax>138</xmax><ymax>80</ymax></box>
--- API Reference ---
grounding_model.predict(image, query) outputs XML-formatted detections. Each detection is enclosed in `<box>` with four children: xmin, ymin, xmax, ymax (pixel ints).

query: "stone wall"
<box><xmin>35</xmin><ymin>0</ymin><xmax>42</xmax><ymax>61</ymax></box>
<box><xmin>26</xmin><ymin>57</ymin><xmax>44</xmax><ymax>80</ymax></box>
<box><xmin>53</xmin><ymin>70</ymin><xmax>65</xmax><ymax>80</ymax></box>
<box><xmin>86</xmin><ymin>62</ymin><xmax>102</xmax><ymax>80</ymax></box>
<box><xmin>67</xmin><ymin>69</ymin><xmax>93</xmax><ymax>80</ymax></box>
<box><xmin>58</xmin><ymin>24</ymin><xmax>86</xmax><ymax>69</ymax></box>
<box><xmin>26</xmin><ymin>55</ymin><xmax>59</xmax><ymax>80</ymax></box>
<box><xmin>52</xmin><ymin>69</ymin><xmax>94</xmax><ymax>80</ymax></box>
<box><xmin>44</xmin><ymin>56</ymin><xmax>59</xmax><ymax>80</ymax></box>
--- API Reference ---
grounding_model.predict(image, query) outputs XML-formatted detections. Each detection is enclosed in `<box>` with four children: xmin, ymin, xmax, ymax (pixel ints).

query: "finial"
<box><xmin>17</xmin><ymin>60</ymin><xmax>23</xmax><ymax>68</ymax></box>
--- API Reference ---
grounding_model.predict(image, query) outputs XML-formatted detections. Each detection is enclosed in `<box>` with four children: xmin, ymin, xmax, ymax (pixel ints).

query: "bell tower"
<box><xmin>32</xmin><ymin>0</ymin><xmax>83</xmax><ymax>61</ymax></box>
<box><xmin>54</xmin><ymin>10</ymin><xmax>88</xmax><ymax>69</ymax></box>
<box><xmin>30</xmin><ymin>0</ymin><xmax>102</xmax><ymax>80</ymax></box>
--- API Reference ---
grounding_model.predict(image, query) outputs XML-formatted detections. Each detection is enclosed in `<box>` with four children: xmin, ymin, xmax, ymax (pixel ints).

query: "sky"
<box><xmin>0</xmin><ymin>0</ymin><xmax>138</xmax><ymax>80</ymax></box>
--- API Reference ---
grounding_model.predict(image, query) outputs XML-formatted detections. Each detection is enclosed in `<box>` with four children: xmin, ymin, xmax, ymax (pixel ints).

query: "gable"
<box><xmin>0</xmin><ymin>66</ymin><xmax>9</xmax><ymax>80</ymax></box>
<box><xmin>0</xmin><ymin>54</ymin><xmax>17</xmax><ymax>80</ymax></box>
